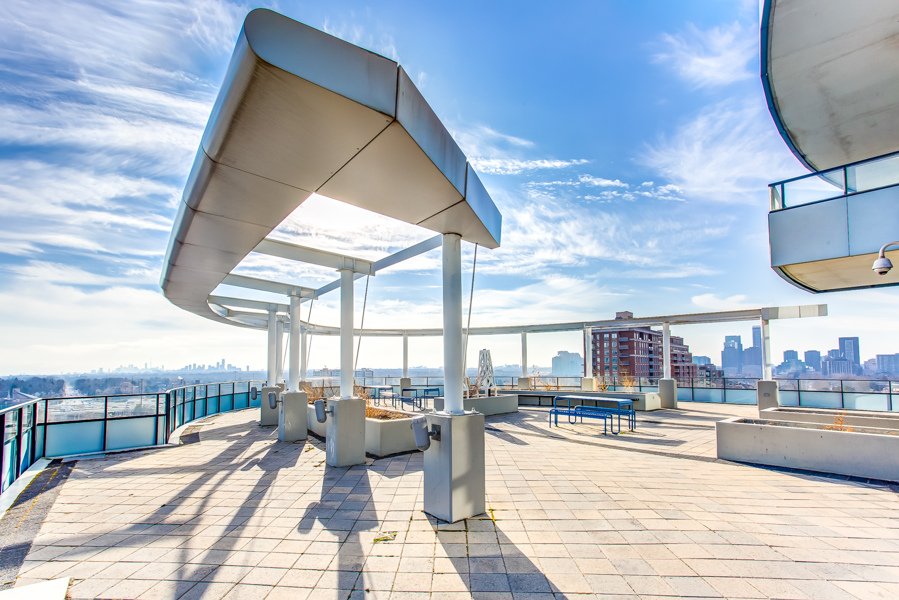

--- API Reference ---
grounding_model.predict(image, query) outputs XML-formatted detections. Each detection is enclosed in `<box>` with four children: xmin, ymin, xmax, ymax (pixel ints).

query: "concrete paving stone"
<box><xmin>178</xmin><ymin>581</ymin><xmax>237</xmax><ymax>600</ymax></box>
<box><xmin>140</xmin><ymin>579</ymin><xmax>199</xmax><ymax>600</ymax></box>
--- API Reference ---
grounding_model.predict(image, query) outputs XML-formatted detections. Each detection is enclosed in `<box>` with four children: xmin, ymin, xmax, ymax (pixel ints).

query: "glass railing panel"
<box><xmin>234</xmin><ymin>392</ymin><xmax>249</xmax><ymax>410</ymax></box>
<box><xmin>692</xmin><ymin>388</ymin><xmax>723</xmax><ymax>403</ymax></box>
<box><xmin>46</xmin><ymin>398</ymin><xmax>104</xmax><ymax>422</ymax></box>
<box><xmin>220</xmin><ymin>394</ymin><xmax>234</xmax><ymax>412</ymax></box>
<box><xmin>106</xmin><ymin>396</ymin><xmax>157</xmax><ymax>418</ymax></box>
<box><xmin>2</xmin><ymin>440</ymin><xmax>14</xmax><ymax>492</ymax></box>
<box><xmin>798</xmin><ymin>391</ymin><xmax>842</xmax><ymax>409</ymax></box>
<box><xmin>235</xmin><ymin>381</ymin><xmax>249</xmax><ymax>394</ymax></box>
<box><xmin>4</xmin><ymin>412</ymin><xmax>17</xmax><ymax>442</ymax></box>
<box><xmin>723</xmin><ymin>389</ymin><xmax>757</xmax><ymax>404</ymax></box>
<box><xmin>842</xmin><ymin>380</ymin><xmax>890</xmax><ymax>394</ymax></box>
<box><xmin>185</xmin><ymin>387</ymin><xmax>194</xmax><ymax>402</ymax></box>
<box><xmin>176</xmin><ymin>404</ymin><xmax>184</xmax><ymax>427</ymax></box>
<box><xmin>775</xmin><ymin>379</ymin><xmax>799</xmax><ymax>391</ymax></box>
<box><xmin>843</xmin><ymin>393</ymin><xmax>890</xmax><ymax>411</ymax></box>
<box><xmin>106</xmin><ymin>417</ymin><xmax>156</xmax><ymax>451</ymax></box>
<box><xmin>800</xmin><ymin>379</ymin><xmax>841</xmax><ymax>392</ymax></box>
<box><xmin>44</xmin><ymin>421</ymin><xmax>103</xmax><ymax>457</ymax></box>
<box><xmin>848</xmin><ymin>154</ymin><xmax>899</xmax><ymax>193</ymax></box>
<box><xmin>220</xmin><ymin>383</ymin><xmax>234</xmax><ymax>395</ymax></box>
<box><xmin>20</xmin><ymin>429</ymin><xmax>32</xmax><ymax>473</ymax></box>
<box><xmin>781</xmin><ymin>173</ymin><xmax>843</xmax><ymax>208</ymax></box>
<box><xmin>208</xmin><ymin>384</ymin><xmax>220</xmax><ymax>397</ymax></box>
<box><xmin>779</xmin><ymin>390</ymin><xmax>799</xmax><ymax>406</ymax></box>
<box><xmin>196</xmin><ymin>385</ymin><xmax>207</xmax><ymax>399</ymax></box>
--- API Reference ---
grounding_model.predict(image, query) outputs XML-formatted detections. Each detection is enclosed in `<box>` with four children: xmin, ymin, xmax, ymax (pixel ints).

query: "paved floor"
<box><xmin>10</xmin><ymin>404</ymin><xmax>899</xmax><ymax>599</ymax></box>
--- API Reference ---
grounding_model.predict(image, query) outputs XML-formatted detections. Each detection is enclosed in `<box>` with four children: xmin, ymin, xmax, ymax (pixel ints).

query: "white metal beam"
<box><xmin>255</xmin><ymin>238</ymin><xmax>374</xmax><ymax>274</ymax></box>
<box><xmin>222</xmin><ymin>274</ymin><xmax>315</xmax><ymax>299</ymax></box>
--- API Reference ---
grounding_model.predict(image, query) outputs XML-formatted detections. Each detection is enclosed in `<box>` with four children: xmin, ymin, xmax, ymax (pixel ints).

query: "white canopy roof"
<box><xmin>160</xmin><ymin>9</ymin><xmax>501</xmax><ymax>326</ymax></box>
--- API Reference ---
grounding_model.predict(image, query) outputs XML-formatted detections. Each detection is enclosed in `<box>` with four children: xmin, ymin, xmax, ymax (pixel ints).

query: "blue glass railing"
<box><xmin>0</xmin><ymin>380</ymin><xmax>266</xmax><ymax>497</ymax></box>
<box><xmin>769</xmin><ymin>149</ymin><xmax>899</xmax><ymax>210</ymax></box>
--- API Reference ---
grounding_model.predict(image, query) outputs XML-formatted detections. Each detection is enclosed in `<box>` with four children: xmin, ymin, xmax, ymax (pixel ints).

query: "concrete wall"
<box><xmin>717</xmin><ymin>417</ymin><xmax>899</xmax><ymax>482</ymax></box>
<box><xmin>432</xmin><ymin>395</ymin><xmax>519</xmax><ymax>416</ymax></box>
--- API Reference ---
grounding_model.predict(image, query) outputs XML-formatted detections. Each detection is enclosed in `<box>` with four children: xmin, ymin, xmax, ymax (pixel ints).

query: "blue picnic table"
<box><xmin>548</xmin><ymin>395</ymin><xmax>636</xmax><ymax>434</ymax></box>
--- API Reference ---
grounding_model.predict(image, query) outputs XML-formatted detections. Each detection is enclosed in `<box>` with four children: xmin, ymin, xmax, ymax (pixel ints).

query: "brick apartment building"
<box><xmin>590</xmin><ymin>312</ymin><xmax>698</xmax><ymax>379</ymax></box>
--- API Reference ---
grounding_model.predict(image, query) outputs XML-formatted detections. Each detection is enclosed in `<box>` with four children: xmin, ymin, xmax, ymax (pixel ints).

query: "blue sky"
<box><xmin>1</xmin><ymin>0</ymin><xmax>896</xmax><ymax>375</ymax></box>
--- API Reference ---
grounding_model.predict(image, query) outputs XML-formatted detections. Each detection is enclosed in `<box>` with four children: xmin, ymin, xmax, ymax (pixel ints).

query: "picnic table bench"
<box><xmin>548</xmin><ymin>395</ymin><xmax>636</xmax><ymax>435</ymax></box>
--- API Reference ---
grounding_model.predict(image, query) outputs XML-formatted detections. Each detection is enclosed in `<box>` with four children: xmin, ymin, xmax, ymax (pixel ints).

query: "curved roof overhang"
<box><xmin>160</xmin><ymin>9</ymin><xmax>501</xmax><ymax>327</ymax></box>
<box><xmin>762</xmin><ymin>0</ymin><xmax>899</xmax><ymax>170</ymax></box>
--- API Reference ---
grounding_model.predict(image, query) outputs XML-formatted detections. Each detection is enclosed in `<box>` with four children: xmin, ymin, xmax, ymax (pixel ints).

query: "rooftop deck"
<box><xmin>6</xmin><ymin>405</ymin><xmax>899</xmax><ymax>599</ymax></box>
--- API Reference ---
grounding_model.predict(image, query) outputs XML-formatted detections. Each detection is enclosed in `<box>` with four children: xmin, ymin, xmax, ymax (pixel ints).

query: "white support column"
<box><xmin>275</xmin><ymin>319</ymin><xmax>284</xmax><ymax>385</ymax></box>
<box><xmin>442</xmin><ymin>233</ymin><xmax>464</xmax><ymax>414</ymax></box>
<box><xmin>761</xmin><ymin>318</ymin><xmax>772</xmax><ymax>380</ymax></box>
<box><xmin>267</xmin><ymin>310</ymin><xmax>277</xmax><ymax>387</ymax></box>
<box><xmin>521</xmin><ymin>332</ymin><xmax>528</xmax><ymax>378</ymax></box>
<box><xmin>340</xmin><ymin>269</ymin><xmax>354</xmax><ymax>398</ymax></box>
<box><xmin>288</xmin><ymin>295</ymin><xmax>300</xmax><ymax>392</ymax></box>
<box><xmin>300</xmin><ymin>326</ymin><xmax>307</xmax><ymax>383</ymax></box>
<box><xmin>662</xmin><ymin>322</ymin><xmax>671</xmax><ymax>380</ymax></box>
<box><xmin>403</xmin><ymin>333</ymin><xmax>409</xmax><ymax>379</ymax></box>
<box><xmin>584</xmin><ymin>327</ymin><xmax>593</xmax><ymax>377</ymax></box>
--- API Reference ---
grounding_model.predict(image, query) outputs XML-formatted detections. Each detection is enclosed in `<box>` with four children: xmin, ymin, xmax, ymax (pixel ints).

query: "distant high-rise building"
<box><xmin>838</xmin><ymin>337</ymin><xmax>861</xmax><ymax>372</ymax></box>
<box><xmin>822</xmin><ymin>356</ymin><xmax>852</xmax><ymax>377</ymax></box>
<box><xmin>876</xmin><ymin>354</ymin><xmax>899</xmax><ymax>375</ymax></box>
<box><xmin>784</xmin><ymin>350</ymin><xmax>799</xmax><ymax>362</ymax></box>
<box><xmin>552</xmin><ymin>351</ymin><xmax>583</xmax><ymax>377</ymax></box>
<box><xmin>752</xmin><ymin>326</ymin><xmax>761</xmax><ymax>349</ymax></box>
<box><xmin>721</xmin><ymin>335</ymin><xmax>743</xmax><ymax>375</ymax></box>
<box><xmin>693</xmin><ymin>356</ymin><xmax>711</xmax><ymax>366</ymax></box>
<box><xmin>804</xmin><ymin>350</ymin><xmax>822</xmax><ymax>371</ymax></box>
<box><xmin>827</xmin><ymin>349</ymin><xmax>842</xmax><ymax>359</ymax></box>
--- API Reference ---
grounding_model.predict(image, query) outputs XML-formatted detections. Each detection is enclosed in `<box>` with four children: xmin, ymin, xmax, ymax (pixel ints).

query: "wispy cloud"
<box><xmin>653</xmin><ymin>21</ymin><xmax>757</xmax><ymax>89</ymax></box>
<box><xmin>691</xmin><ymin>293</ymin><xmax>759</xmax><ymax>311</ymax></box>
<box><xmin>642</xmin><ymin>97</ymin><xmax>800</xmax><ymax>203</ymax></box>
<box><xmin>470</xmin><ymin>157</ymin><xmax>589</xmax><ymax>175</ymax></box>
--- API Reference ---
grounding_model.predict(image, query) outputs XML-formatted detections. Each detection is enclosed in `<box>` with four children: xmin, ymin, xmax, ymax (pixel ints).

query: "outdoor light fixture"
<box><xmin>872</xmin><ymin>241</ymin><xmax>899</xmax><ymax>275</ymax></box>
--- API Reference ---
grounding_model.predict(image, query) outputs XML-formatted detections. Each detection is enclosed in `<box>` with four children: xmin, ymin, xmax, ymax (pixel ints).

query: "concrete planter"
<box><xmin>432</xmin><ymin>395</ymin><xmax>519</xmax><ymax>416</ymax></box>
<box><xmin>717</xmin><ymin>417</ymin><xmax>899</xmax><ymax>482</ymax></box>
<box><xmin>306</xmin><ymin>403</ymin><xmax>418</xmax><ymax>457</ymax></box>
<box><xmin>365</xmin><ymin>415</ymin><xmax>417</xmax><ymax>457</ymax></box>
<box><xmin>761</xmin><ymin>407</ymin><xmax>899</xmax><ymax>430</ymax></box>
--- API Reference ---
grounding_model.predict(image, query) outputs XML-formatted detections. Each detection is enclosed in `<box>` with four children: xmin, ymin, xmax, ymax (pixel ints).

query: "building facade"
<box><xmin>591</xmin><ymin>319</ymin><xmax>697</xmax><ymax>379</ymax></box>
<box><xmin>551</xmin><ymin>351</ymin><xmax>583</xmax><ymax>377</ymax></box>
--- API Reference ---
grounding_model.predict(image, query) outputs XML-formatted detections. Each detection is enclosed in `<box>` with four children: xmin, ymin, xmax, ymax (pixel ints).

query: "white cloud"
<box><xmin>691</xmin><ymin>293</ymin><xmax>758</xmax><ymax>311</ymax></box>
<box><xmin>642</xmin><ymin>97</ymin><xmax>801</xmax><ymax>203</ymax></box>
<box><xmin>653</xmin><ymin>21</ymin><xmax>757</xmax><ymax>89</ymax></box>
<box><xmin>470</xmin><ymin>157</ymin><xmax>589</xmax><ymax>176</ymax></box>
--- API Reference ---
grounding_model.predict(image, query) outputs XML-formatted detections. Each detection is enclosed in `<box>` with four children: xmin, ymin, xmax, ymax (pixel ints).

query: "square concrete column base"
<box><xmin>325</xmin><ymin>397</ymin><xmax>366</xmax><ymax>467</ymax></box>
<box><xmin>517</xmin><ymin>377</ymin><xmax>532</xmax><ymax>390</ymax></box>
<box><xmin>400</xmin><ymin>377</ymin><xmax>411</xmax><ymax>390</ymax></box>
<box><xmin>280</xmin><ymin>391</ymin><xmax>308</xmax><ymax>442</ymax></box>
<box><xmin>757</xmin><ymin>380</ymin><xmax>779</xmax><ymax>413</ymax></box>
<box><xmin>659</xmin><ymin>379</ymin><xmax>677</xmax><ymax>409</ymax></box>
<box><xmin>260</xmin><ymin>387</ymin><xmax>280</xmax><ymax>426</ymax></box>
<box><xmin>423</xmin><ymin>411</ymin><xmax>486</xmax><ymax>523</ymax></box>
<box><xmin>581</xmin><ymin>377</ymin><xmax>596</xmax><ymax>392</ymax></box>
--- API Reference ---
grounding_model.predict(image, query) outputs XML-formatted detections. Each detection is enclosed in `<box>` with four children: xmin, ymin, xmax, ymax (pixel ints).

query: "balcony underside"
<box><xmin>762</xmin><ymin>0</ymin><xmax>899</xmax><ymax>170</ymax></box>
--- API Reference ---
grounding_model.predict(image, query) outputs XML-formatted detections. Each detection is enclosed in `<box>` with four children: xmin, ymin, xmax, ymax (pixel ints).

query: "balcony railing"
<box><xmin>0</xmin><ymin>380</ymin><xmax>265</xmax><ymax>497</ymax></box>
<box><xmin>2</xmin><ymin>375</ymin><xmax>896</xmax><ymax>505</ymax></box>
<box><xmin>769</xmin><ymin>149</ymin><xmax>899</xmax><ymax>210</ymax></box>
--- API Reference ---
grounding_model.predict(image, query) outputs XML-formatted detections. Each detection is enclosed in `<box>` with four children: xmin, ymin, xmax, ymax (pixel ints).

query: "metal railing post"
<box><xmin>0</xmin><ymin>412</ymin><xmax>6</xmax><ymax>492</ymax></box>
<box><xmin>15</xmin><ymin>407</ymin><xmax>23</xmax><ymax>479</ymax></box>
<box><xmin>103</xmin><ymin>396</ymin><xmax>109</xmax><ymax>451</ymax></box>
<box><xmin>840</xmin><ymin>379</ymin><xmax>845</xmax><ymax>409</ymax></box>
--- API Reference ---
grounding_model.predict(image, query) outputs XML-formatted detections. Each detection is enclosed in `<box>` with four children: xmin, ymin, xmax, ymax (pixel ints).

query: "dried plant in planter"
<box><xmin>365</xmin><ymin>406</ymin><xmax>407</xmax><ymax>420</ymax></box>
<box><xmin>825</xmin><ymin>411</ymin><xmax>853</xmax><ymax>432</ymax></box>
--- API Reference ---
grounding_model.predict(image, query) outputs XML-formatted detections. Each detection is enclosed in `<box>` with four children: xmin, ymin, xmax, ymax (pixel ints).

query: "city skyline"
<box><xmin>3</xmin><ymin>0</ymin><xmax>899</xmax><ymax>375</ymax></box>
